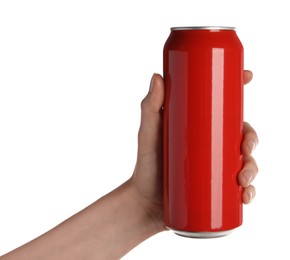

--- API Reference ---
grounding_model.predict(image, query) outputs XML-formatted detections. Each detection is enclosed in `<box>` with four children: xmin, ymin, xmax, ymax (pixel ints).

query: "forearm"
<box><xmin>1</xmin><ymin>180</ymin><xmax>164</xmax><ymax>260</ymax></box>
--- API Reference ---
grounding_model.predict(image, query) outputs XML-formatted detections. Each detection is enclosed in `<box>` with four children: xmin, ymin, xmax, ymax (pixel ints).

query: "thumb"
<box><xmin>138</xmin><ymin>74</ymin><xmax>164</xmax><ymax>156</ymax></box>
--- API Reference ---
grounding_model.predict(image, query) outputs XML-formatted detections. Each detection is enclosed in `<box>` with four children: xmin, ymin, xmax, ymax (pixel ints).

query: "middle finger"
<box><xmin>237</xmin><ymin>155</ymin><xmax>258</xmax><ymax>188</ymax></box>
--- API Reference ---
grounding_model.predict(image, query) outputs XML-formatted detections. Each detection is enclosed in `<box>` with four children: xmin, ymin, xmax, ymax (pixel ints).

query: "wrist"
<box><xmin>126</xmin><ymin>178</ymin><xmax>166</xmax><ymax>235</ymax></box>
<box><xmin>92</xmin><ymin>180</ymin><xmax>165</xmax><ymax>258</ymax></box>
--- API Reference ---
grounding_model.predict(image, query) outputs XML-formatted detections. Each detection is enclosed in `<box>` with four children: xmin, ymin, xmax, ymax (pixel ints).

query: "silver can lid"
<box><xmin>171</xmin><ymin>26</ymin><xmax>235</xmax><ymax>31</ymax></box>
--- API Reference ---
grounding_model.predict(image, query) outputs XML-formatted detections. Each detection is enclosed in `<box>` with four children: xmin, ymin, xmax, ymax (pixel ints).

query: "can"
<box><xmin>163</xmin><ymin>26</ymin><xmax>244</xmax><ymax>238</ymax></box>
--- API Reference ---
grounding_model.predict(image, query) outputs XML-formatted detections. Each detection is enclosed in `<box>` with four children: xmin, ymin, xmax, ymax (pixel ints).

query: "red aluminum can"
<box><xmin>163</xmin><ymin>26</ymin><xmax>244</xmax><ymax>238</ymax></box>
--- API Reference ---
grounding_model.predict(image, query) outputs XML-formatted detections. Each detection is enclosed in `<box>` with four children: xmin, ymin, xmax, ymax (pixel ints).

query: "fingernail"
<box><xmin>244</xmin><ymin>170</ymin><xmax>253</xmax><ymax>185</ymax></box>
<box><xmin>248</xmin><ymin>190</ymin><xmax>254</xmax><ymax>203</ymax></box>
<box><xmin>248</xmin><ymin>140</ymin><xmax>256</xmax><ymax>154</ymax></box>
<box><xmin>149</xmin><ymin>73</ymin><xmax>156</xmax><ymax>93</ymax></box>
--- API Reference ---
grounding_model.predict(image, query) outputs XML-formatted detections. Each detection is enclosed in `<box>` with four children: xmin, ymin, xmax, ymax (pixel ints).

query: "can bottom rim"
<box><xmin>170</xmin><ymin>228</ymin><xmax>233</xmax><ymax>238</ymax></box>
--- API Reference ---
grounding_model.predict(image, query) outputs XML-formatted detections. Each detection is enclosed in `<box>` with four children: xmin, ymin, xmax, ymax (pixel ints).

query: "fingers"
<box><xmin>243</xmin><ymin>70</ymin><xmax>253</xmax><ymax>85</ymax></box>
<box><xmin>243</xmin><ymin>185</ymin><xmax>256</xmax><ymax>204</ymax></box>
<box><xmin>241</xmin><ymin>70</ymin><xmax>257</xmax><ymax>205</ymax></box>
<box><xmin>237</xmin><ymin>155</ymin><xmax>258</xmax><ymax>188</ymax></box>
<box><xmin>138</xmin><ymin>74</ymin><xmax>164</xmax><ymax>156</ymax></box>
<box><xmin>242</xmin><ymin>122</ymin><xmax>259</xmax><ymax>156</ymax></box>
<box><xmin>240</xmin><ymin>121</ymin><xmax>259</xmax><ymax>204</ymax></box>
<box><xmin>238</xmin><ymin>155</ymin><xmax>257</xmax><ymax>204</ymax></box>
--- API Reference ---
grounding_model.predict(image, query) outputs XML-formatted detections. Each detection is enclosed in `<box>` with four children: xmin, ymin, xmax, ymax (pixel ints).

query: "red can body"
<box><xmin>163</xmin><ymin>27</ymin><xmax>244</xmax><ymax>238</ymax></box>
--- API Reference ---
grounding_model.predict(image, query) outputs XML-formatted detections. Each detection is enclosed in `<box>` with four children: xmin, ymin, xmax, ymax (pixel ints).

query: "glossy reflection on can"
<box><xmin>163</xmin><ymin>27</ymin><xmax>244</xmax><ymax>236</ymax></box>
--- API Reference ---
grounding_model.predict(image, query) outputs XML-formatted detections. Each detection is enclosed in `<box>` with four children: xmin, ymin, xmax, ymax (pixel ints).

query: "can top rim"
<box><xmin>171</xmin><ymin>26</ymin><xmax>236</xmax><ymax>31</ymax></box>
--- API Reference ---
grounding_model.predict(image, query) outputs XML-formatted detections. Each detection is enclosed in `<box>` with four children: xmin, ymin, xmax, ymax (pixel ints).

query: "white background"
<box><xmin>0</xmin><ymin>0</ymin><xmax>288</xmax><ymax>259</ymax></box>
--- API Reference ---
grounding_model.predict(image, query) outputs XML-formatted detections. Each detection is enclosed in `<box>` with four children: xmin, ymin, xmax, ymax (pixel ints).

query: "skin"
<box><xmin>0</xmin><ymin>71</ymin><xmax>259</xmax><ymax>260</ymax></box>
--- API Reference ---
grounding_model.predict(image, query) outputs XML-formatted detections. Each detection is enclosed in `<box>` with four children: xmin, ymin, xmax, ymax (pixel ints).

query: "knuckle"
<box><xmin>244</xmin><ymin>155</ymin><xmax>259</xmax><ymax>173</ymax></box>
<box><xmin>140</xmin><ymin>97</ymin><xmax>149</xmax><ymax>111</ymax></box>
